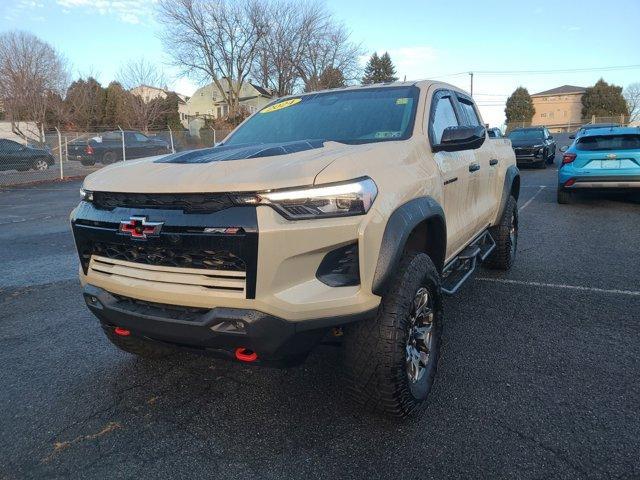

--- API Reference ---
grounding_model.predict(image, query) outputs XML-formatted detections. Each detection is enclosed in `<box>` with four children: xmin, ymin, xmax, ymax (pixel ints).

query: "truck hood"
<box><xmin>83</xmin><ymin>140</ymin><xmax>377</xmax><ymax>193</ymax></box>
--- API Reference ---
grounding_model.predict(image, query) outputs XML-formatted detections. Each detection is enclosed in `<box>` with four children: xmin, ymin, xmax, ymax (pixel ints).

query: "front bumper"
<box><xmin>71</xmin><ymin>198</ymin><xmax>381</xmax><ymax>322</ymax></box>
<box><xmin>85</xmin><ymin>285</ymin><xmax>375</xmax><ymax>366</ymax></box>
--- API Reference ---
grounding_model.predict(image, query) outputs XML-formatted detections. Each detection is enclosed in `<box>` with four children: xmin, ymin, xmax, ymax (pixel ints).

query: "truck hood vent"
<box><xmin>155</xmin><ymin>139</ymin><xmax>326</xmax><ymax>164</ymax></box>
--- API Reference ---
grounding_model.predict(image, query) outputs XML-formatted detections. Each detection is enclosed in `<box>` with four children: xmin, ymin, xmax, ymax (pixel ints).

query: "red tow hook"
<box><xmin>114</xmin><ymin>327</ymin><xmax>131</xmax><ymax>337</ymax></box>
<box><xmin>235</xmin><ymin>347</ymin><xmax>258</xmax><ymax>362</ymax></box>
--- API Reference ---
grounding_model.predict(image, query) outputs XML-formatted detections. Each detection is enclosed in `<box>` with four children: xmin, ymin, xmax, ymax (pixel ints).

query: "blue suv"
<box><xmin>557</xmin><ymin>127</ymin><xmax>640</xmax><ymax>203</ymax></box>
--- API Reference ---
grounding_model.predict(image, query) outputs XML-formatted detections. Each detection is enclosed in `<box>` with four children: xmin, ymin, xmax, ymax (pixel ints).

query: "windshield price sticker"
<box><xmin>261</xmin><ymin>98</ymin><xmax>302</xmax><ymax>114</ymax></box>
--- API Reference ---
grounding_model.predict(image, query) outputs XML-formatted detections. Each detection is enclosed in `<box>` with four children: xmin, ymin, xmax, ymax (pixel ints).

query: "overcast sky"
<box><xmin>1</xmin><ymin>0</ymin><xmax>639</xmax><ymax>126</ymax></box>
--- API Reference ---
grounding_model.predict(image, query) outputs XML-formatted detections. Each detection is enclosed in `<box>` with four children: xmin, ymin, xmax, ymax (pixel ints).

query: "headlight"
<box><xmin>234</xmin><ymin>177</ymin><xmax>378</xmax><ymax>220</ymax></box>
<box><xmin>80</xmin><ymin>187</ymin><xmax>93</xmax><ymax>202</ymax></box>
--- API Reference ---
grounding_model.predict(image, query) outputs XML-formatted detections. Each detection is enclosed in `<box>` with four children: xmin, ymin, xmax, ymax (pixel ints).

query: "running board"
<box><xmin>441</xmin><ymin>231</ymin><xmax>496</xmax><ymax>295</ymax></box>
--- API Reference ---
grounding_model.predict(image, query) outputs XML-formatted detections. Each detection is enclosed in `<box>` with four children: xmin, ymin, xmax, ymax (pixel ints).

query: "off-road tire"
<box><xmin>557</xmin><ymin>188</ymin><xmax>572</xmax><ymax>204</ymax></box>
<box><xmin>102</xmin><ymin>151</ymin><xmax>117</xmax><ymax>164</ymax></box>
<box><xmin>101</xmin><ymin>325</ymin><xmax>174</xmax><ymax>359</ymax></box>
<box><xmin>486</xmin><ymin>195</ymin><xmax>518</xmax><ymax>270</ymax></box>
<box><xmin>343</xmin><ymin>252</ymin><xmax>443</xmax><ymax>417</ymax></box>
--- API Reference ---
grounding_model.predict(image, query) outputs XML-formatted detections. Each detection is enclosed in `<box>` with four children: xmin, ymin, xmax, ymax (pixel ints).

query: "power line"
<box><xmin>430</xmin><ymin>64</ymin><xmax>640</xmax><ymax>79</ymax></box>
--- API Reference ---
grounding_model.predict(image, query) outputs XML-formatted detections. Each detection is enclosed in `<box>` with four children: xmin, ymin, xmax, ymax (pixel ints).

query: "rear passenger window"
<box><xmin>431</xmin><ymin>96</ymin><xmax>458</xmax><ymax>144</ymax></box>
<box><xmin>458</xmin><ymin>98</ymin><xmax>481</xmax><ymax>127</ymax></box>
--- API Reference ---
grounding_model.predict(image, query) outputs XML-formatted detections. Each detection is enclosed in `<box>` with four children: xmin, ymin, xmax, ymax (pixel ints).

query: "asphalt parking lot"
<box><xmin>1</xmin><ymin>161</ymin><xmax>639</xmax><ymax>479</ymax></box>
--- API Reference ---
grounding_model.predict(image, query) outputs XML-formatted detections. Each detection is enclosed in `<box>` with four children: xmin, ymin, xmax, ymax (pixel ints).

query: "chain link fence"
<box><xmin>0</xmin><ymin>127</ymin><xmax>231</xmax><ymax>187</ymax></box>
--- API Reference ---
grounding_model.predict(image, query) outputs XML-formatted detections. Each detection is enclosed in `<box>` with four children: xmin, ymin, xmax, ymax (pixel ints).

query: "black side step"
<box><xmin>441</xmin><ymin>230</ymin><xmax>495</xmax><ymax>295</ymax></box>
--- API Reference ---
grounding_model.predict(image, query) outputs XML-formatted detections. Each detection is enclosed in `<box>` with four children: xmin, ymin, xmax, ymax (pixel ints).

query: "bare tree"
<box><xmin>157</xmin><ymin>0</ymin><xmax>267</xmax><ymax>116</ymax></box>
<box><xmin>254</xmin><ymin>1</ymin><xmax>326</xmax><ymax>97</ymax></box>
<box><xmin>0</xmin><ymin>31</ymin><xmax>68</xmax><ymax>130</ymax></box>
<box><xmin>296</xmin><ymin>20</ymin><xmax>363</xmax><ymax>92</ymax></box>
<box><xmin>118</xmin><ymin>58</ymin><xmax>169</xmax><ymax>132</ymax></box>
<box><xmin>624</xmin><ymin>83</ymin><xmax>640</xmax><ymax>122</ymax></box>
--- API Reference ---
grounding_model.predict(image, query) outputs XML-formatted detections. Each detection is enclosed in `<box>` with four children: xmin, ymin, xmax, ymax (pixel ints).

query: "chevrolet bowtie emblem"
<box><xmin>119</xmin><ymin>216</ymin><xmax>164</xmax><ymax>239</ymax></box>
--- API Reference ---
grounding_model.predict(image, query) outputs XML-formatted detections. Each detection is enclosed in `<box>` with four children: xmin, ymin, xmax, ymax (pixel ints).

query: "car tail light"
<box><xmin>562</xmin><ymin>153</ymin><xmax>576</xmax><ymax>164</ymax></box>
<box><xmin>85</xmin><ymin>145</ymin><xmax>94</xmax><ymax>155</ymax></box>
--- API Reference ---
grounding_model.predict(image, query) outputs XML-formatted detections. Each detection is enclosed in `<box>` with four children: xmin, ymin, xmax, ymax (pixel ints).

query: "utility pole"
<box><xmin>469</xmin><ymin>72</ymin><xmax>474</xmax><ymax>97</ymax></box>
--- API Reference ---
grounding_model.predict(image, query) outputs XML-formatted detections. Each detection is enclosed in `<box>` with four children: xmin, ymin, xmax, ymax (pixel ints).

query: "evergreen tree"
<box><xmin>379</xmin><ymin>52</ymin><xmax>398</xmax><ymax>83</ymax></box>
<box><xmin>362</xmin><ymin>52</ymin><xmax>398</xmax><ymax>84</ymax></box>
<box><xmin>362</xmin><ymin>52</ymin><xmax>381</xmax><ymax>84</ymax></box>
<box><xmin>65</xmin><ymin>77</ymin><xmax>106</xmax><ymax>130</ymax></box>
<box><xmin>102</xmin><ymin>81</ymin><xmax>129</xmax><ymax>127</ymax></box>
<box><xmin>318</xmin><ymin>67</ymin><xmax>346</xmax><ymax>90</ymax></box>
<box><xmin>581</xmin><ymin>78</ymin><xmax>629</xmax><ymax>119</ymax></box>
<box><xmin>505</xmin><ymin>87</ymin><xmax>535</xmax><ymax>125</ymax></box>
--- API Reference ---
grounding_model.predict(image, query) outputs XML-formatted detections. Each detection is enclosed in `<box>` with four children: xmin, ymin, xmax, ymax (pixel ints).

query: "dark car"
<box><xmin>570</xmin><ymin>123</ymin><xmax>621</xmax><ymax>140</ymax></box>
<box><xmin>507</xmin><ymin>127</ymin><xmax>556</xmax><ymax>168</ymax></box>
<box><xmin>0</xmin><ymin>138</ymin><xmax>55</xmax><ymax>172</ymax></box>
<box><xmin>487</xmin><ymin>127</ymin><xmax>503</xmax><ymax>138</ymax></box>
<box><xmin>68</xmin><ymin>130</ymin><xmax>171</xmax><ymax>166</ymax></box>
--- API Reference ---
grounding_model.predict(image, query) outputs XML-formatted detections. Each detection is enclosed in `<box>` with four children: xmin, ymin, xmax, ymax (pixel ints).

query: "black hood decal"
<box><xmin>155</xmin><ymin>139</ymin><xmax>326</xmax><ymax>164</ymax></box>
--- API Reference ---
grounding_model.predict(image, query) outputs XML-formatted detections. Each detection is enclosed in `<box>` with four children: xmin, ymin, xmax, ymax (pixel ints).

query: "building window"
<box><xmin>541</xmin><ymin>113</ymin><xmax>547</xmax><ymax>118</ymax></box>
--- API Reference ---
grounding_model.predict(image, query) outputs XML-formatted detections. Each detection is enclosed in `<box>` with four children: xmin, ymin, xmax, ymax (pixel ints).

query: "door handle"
<box><xmin>469</xmin><ymin>162</ymin><xmax>480</xmax><ymax>172</ymax></box>
<box><xmin>490</xmin><ymin>159</ymin><xmax>499</xmax><ymax>166</ymax></box>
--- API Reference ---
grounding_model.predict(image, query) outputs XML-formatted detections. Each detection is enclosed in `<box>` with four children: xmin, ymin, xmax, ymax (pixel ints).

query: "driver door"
<box><xmin>428</xmin><ymin>90</ymin><xmax>476</xmax><ymax>257</ymax></box>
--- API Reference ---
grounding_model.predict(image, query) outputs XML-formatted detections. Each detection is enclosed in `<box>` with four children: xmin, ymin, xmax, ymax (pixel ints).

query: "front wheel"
<box><xmin>32</xmin><ymin>158</ymin><xmax>49</xmax><ymax>171</ymax></box>
<box><xmin>486</xmin><ymin>195</ymin><xmax>518</xmax><ymax>270</ymax></box>
<box><xmin>343</xmin><ymin>252</ymin><xmax>443</xmax><ymax>417</ymax></box>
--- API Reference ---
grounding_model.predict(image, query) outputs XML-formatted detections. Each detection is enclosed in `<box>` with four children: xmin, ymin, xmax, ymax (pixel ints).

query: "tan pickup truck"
<box><xmin>71</xmin><ymin>81</ymin><xmax>519</xmax><ymax>417</ymax></box>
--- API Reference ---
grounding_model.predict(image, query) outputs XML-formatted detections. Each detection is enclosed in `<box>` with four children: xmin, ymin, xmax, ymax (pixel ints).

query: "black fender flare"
<box><xmin>371</xmin><ymin>196</ymin><xmax>446</xmax><ymax>296</ymax></box>
<box><xmin>497</xmin><ymin>165</ymin><xmax>520</xmax><ymax>221</ymax></box>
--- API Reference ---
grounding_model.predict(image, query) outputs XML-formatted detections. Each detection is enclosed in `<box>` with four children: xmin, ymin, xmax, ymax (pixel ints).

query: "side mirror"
<box><xmin>548</xmin><ymin>135</ymin><xmax>554</xmax><ymax>139</ymax></box>
<box><xmin>435</xmin><ymin>125</ymin><xmax>486</xmax><ymax>152</ymax></box>
<box><xmin>560</xmin><ymin>146</ymin><xmax>568</xmax><ymax>153</ymax></box>
<box><xmin>569</xmin><ymin>135</ymin><xmax>575</xmax><ymax>140</ymax></box>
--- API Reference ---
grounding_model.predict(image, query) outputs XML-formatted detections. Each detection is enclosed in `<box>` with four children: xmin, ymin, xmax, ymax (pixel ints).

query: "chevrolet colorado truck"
<box><xmin>71</xmin><ymin>81</ymin><xmax>520</xmax><ymax>417</ymax></box>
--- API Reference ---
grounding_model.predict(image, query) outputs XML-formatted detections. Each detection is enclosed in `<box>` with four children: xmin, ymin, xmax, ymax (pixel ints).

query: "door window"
<box><xmin>431</xmin><ymin>95</ymin><xmax>459</xmax><ymax>144</ymax></box>
<box><xmin>0</xmin><ymin>140</ymin><xmax>22</xmax><ymax>152</ymax></box>
<box><xmin>458</xmin><ymin>98</ymin><xmax>482</xmax><ymax>127</ymax></box>
<box><xmin>134</xmin><ymin>133</ymin><xmax>148</xmax><ymax>142</ymax></box>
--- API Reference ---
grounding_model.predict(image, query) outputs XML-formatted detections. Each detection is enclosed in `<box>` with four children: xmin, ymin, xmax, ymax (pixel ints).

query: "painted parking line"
<box><xmin>519</xmin><ymin>186</ymin><xmax>546</xmax><ymax>212</ymax></box>
<box><xmin>476</xmin><ymin>277</ymin><xmax>640</xmax><ymax>297</ymax></box>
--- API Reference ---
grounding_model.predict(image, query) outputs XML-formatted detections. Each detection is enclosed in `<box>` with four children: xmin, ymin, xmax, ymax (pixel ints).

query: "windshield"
<box><xmin>224</xmin><ymin>86</ymin><xmax>419</xmax><ymax>146</ymax></box>
<box><xmin>576</xmin><ymin>134</ymin><xmax>640</xmax><ymax>151</ymax></box>
<box><xmin>508</xmin><ymin>130</ymin><xmax>543</xmax><ymax>142</ymax></box>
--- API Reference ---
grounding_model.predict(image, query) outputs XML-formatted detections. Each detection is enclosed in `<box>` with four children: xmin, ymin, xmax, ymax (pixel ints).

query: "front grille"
<box><xmin>90</xmin><ymin>242</ymin><xmax>246</xmax><ymax>271</ymax></box>
<box><xmin>92</xmin><ymin>192</ymin><xmax>236</xmax><ymax>213</ymax></box>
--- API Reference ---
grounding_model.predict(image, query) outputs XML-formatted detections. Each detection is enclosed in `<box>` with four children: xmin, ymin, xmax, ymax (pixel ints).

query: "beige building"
<box><xmin>178</xmin><ymin>81</ymin><xmax>272</xmax><ymax>128</ymax></box>
<box><xmin>130</xmin><ymin>85</ymin><xmax>189</xmax><ymax>104</ymax></box>
<box><xmin>531</xmin><ymin>85</ymin><xmax>586</xmax><ymax>132</ymax></box>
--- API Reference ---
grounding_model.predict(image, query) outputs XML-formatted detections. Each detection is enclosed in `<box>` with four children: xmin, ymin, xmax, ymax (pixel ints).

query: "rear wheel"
<box><xmin>343</xmin><ymin>252</ymin><xmax>443</xmax><ymax>417</ymax></box>
<box><xmin>101</xmin><ymin>324</ymin><xmax>175</xmax><ymax>359</ymax></box>
<box><xmin>557</xmin><ymin>188</ymin><xmax>572</xmax><ymax>204</ymax></box>
<box><xmin>102</xmin><ymin>151</ymin><xmax>117</xmax><ymax>164</ymax></box>
<box><xmin>486</xmin><ymin>195</ymin><xmax>518</xmax><ymax>270</ymax></box>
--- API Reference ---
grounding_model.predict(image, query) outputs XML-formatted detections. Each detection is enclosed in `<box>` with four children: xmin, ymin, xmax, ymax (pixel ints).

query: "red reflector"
<box><xmin>85</xmin><ymin>145</ymin><xmax>94</xmax><ymax>155</ymax></box>
<box><xmin>114</xmin><ymin>327</ymin><xmax>131</xmax><ymax>336</ymax></box>
<box><xmin>564</xmin><ymin>178</ymin><xmax>576</xmax><ymax>187</ymax></box>
<box><xmin>235</xmin><ymin>347</ymin><xmax>258</xmax><ymax>362</ymax></box>
<box><xmin>562</xmin><ymin>153</ymin><xmax>577</xmax><ymax>164</ymax></box>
